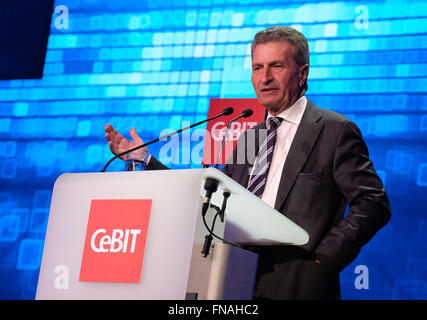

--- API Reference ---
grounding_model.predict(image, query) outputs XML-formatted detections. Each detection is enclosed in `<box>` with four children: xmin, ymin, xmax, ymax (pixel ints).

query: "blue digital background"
<box><xmin>0</xmin><ymin>0</ymin><xmax>426</xmax><ymax>299</ymax></box>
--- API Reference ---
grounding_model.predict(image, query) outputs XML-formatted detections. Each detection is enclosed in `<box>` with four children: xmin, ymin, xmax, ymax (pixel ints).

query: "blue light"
<box><xmin>76</xmin><ymin>120</ymin><xmax>92</xmax><ymax>137</ymax></box>
<box><xmin>16</xmin><ymin>239</ymin><xmax>44</xmax><ymax>271</ymax></box>
<box><xmin>417</xmin><ymin>164</ymin><xmax>427</xmax><ymax>186</ymax></box>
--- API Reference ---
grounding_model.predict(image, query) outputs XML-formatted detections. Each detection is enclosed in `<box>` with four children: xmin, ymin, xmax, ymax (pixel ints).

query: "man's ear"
<box><xmin>299</xmin><ymin>64</ymin><xmax>309</xmax><ymax>88</ymax></box>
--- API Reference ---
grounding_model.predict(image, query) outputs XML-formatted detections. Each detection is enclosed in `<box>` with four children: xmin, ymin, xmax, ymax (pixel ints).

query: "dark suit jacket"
<box><xmin>149</xmin><ymin>98</ymin><xmax>391</xmax><ymax>277</ymax></box>
<box><xmin>221</xmin><ymin>98</ymin><xmax>391</xmax><ymax>275</ymax></box>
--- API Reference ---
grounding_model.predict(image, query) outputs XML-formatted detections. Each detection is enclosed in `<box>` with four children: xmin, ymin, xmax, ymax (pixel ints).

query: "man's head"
<box><xmin>251</xmin><ymin>26</ymin><xmax>309</xmax><ymax>116</ymax></box>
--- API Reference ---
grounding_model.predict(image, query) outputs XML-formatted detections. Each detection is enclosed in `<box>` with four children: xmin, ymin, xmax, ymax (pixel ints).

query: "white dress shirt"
<box><xmin>260</xmin><ymin>95</ymin><xmax>307</xmax><ymax>208</ymax></box>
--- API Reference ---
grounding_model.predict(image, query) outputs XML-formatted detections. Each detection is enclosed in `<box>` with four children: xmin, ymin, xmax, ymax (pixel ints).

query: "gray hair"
<box><xmin>251</xmin><ymin>26</ymin><xmax>310</xmax><ymax>67</ymax></box>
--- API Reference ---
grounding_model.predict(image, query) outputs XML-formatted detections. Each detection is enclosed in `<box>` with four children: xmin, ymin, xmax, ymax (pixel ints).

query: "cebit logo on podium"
<box><xmin>79</xmin><ymin>199</ymin><xmax>152</xmax><ymax>283</ymax></box>
<box><xmin>90</xmin><ymin>229</ymin><xmax>141</xmax><ymax>253</ymax></box>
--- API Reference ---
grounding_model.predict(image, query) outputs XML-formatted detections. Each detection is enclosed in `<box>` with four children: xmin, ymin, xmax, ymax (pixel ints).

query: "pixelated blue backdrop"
<box><xmin>0</xmin><ymin>0</ymin><xmax>426</xmax><ymax>299</ymax></box>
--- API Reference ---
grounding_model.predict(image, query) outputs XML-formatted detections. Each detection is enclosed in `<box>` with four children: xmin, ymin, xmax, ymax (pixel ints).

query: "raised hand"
<box><xmin>104</xmin><ymin>124</ymin><xmax>148</xmax><ymax>161</ymax></box>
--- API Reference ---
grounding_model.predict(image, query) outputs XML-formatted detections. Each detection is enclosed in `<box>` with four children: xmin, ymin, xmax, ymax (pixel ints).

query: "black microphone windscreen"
<box><xmin>242</xmin><ymin>109</ymin><xmax>253</xmax><ymax>118</ymax></box>
<box><xmin>223</xmin><ymin>107</ymin><xmax>234</xmax><ymax>115</ymax></box>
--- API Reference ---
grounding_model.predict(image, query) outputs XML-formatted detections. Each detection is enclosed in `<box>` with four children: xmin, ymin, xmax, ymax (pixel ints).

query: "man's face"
<box><xmin>251</xmin><ymin>41</ymin><xmax>308</xmax><ymax>115</ymax></box>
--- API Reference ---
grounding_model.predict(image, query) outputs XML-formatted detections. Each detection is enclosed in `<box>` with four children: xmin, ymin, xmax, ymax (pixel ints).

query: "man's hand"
<box><xmin>104</xmin><ymin>124</ymin><xmax>148</xmax><ymax>161</ymax></box>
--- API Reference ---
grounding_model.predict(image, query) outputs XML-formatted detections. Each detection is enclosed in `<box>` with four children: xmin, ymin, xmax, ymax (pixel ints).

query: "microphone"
<box><xmin>218</xmin><ymin>190</ymin><xmax>231</xmax><ymax>223</ymax></box>
<box><xmin>214</xmin><ymin>108</ymin><xmax>253</xmax><ymax>169</ymax></box>
<box><xmin>200</xmin><ymin>177</ymin><xmax>219</xmax><ymax>257</ymax></box>
<box><xmin>201</xmin><ymin>177</ymin><xmax>219</xmax><ymax>217</ymax></box>
<box><xmin>240</xmin><ymin>109</ymin><xmax>254</xmax><ymax>118</ymax></box>
<box><xmin>101</xmin><ymin>107</ymin><xmax>234</xmax><ymax>172</ymax></box>
<box><xmin>220</xmin><ymin>107</ymin><xmax>234</xmax><ymax>116</ymax></box>
<box><xmin>201</xmin><ymin>189</ymin><xmax>232</xmax><ymax>257</ymax></box>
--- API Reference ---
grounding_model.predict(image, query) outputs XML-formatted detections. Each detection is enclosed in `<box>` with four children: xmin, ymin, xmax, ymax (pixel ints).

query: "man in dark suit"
<box><xmin>104</xmin><ymin>26</ymin><xmax>391</xmax><ymax>299</ymax></box>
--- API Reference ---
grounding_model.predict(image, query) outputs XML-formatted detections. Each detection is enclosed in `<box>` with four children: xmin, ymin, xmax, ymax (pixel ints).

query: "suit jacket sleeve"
<box><xmin>313</xmin><ymin>120</ymin><xmax>391</xmax><ymax>275</ymax></box>
<box><xmin>146</xmin><ymin>155</ymin><xmax>169</xmax><ymax>170</ymax></box>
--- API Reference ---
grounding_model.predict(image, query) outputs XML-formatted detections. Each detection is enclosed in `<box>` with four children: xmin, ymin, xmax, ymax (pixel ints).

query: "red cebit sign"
<box><xmin>79</xmin><ymin>199</ymin><xmax>152</xmax><ymax>283</ymax></box>
<box><xmin>202</xmin><ymin>99</ymin><xmax>265</xmax><ymax>166</ymax></box>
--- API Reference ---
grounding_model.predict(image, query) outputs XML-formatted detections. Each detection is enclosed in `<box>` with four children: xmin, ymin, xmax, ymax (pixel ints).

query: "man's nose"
<box><xmin>261</xmin><ymin>67</ymin><xmax>273</xmax><ymax>83</ymax></box>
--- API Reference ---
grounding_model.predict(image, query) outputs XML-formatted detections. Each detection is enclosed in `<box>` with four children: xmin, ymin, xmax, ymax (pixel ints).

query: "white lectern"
<box><xmin>36</xmin><ymin>168</ymin><xmax>308</xmax><ymax>300</ymax></box>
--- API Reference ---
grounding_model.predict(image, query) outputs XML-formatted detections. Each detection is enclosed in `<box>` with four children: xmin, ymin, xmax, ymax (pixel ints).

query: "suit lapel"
<box><xmin>274</xmin><ymin>99</ymin><xmax>325</xmax><ymax>210</ymax></box>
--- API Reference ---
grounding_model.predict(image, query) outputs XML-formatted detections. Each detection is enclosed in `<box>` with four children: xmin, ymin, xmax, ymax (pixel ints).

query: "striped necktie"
<box><xmin>247</xmin><ymin>117</ymin><xmax>283</xmax><ymax>198</ymax></box>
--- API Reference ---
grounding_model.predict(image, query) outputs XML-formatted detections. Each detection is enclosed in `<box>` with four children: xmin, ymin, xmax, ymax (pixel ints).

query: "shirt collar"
<box><xmin>266</xmin><ymin>95</ymin><xmax>307</xmax><ymax>128</ymax></box>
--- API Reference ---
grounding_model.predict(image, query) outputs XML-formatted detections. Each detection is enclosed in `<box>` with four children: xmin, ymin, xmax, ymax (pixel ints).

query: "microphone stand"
<box><xmin>201</xmin><ymin>109</ymin><xmax>253</xmax><ymax>256</ymax></box>
<box><xmin>214</xmin><ymin>109</ymin><xmax>253</xmax><ymax>169</ymax></box>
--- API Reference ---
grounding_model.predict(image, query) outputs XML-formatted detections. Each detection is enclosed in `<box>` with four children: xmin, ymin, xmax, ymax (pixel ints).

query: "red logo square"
<box><xmin>79</xmin><ymin>199</ymin><xmax>152</xmax><ymax>283</ymax></box>
<box><xmin>202</xmin><ymin>99</ymin><xmax>265</xmax><ymax>165</ymax></box>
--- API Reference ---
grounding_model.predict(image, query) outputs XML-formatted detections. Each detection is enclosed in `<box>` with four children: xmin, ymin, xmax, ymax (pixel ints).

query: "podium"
<box><xmin>36</xmin><ymin>168</ymin><xmax>308</xmax><ymax>300</ymax></box>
